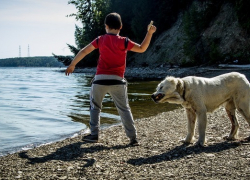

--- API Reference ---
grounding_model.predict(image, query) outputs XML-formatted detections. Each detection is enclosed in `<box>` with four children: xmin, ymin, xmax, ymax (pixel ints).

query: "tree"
<box><xmin>64</xmin><ymin>0</ymin><xmax>111</xmax><ymax>67</ymax></box>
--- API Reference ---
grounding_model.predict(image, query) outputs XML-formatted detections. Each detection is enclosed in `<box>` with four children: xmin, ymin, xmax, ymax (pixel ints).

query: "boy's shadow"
<box><xmin>19</xmin><ymin>140</ymin><xmax>247</xmax><ymax>167</ymax></box>
<box><xmin>127</xmin><ymin>141</ymin><xmax>244</xmax><ymax>166</ymax></box>
<box><xmin>19</xmin><ymin>141</ymin><xmax>128</xmax><ymax>167</ymax></box>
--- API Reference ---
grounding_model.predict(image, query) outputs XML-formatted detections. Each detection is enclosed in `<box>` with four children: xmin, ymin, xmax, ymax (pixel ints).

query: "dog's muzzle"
<box><xmin>151</xmin><ymin>93</ymin><xmax>165</xmax><ymax>103</ymax></box>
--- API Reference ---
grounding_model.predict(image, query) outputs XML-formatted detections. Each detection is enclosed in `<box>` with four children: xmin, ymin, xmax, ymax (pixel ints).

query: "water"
<box><xmin>0</xmin><ymin>67</ymin><xmax>178</xmax><ymax>156</ymax></box>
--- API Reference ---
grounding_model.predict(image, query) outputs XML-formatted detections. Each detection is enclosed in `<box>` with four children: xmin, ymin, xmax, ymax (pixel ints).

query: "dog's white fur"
<box><xmin>152</xmin><ymin>72</ymin><xmax>250</xmax><ymax>146</ymax></box>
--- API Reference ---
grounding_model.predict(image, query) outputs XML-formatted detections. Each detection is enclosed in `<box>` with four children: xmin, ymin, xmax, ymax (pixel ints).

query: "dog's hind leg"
<box><xmin>237</xmin><ymin>101</ymin><xmax>250</xmax><ymax>126</ymax></box>
<box><xmin>236</xmin><ymin>100</ymin><xmax>250</xmax><ymax>140</ymax></box>
<box><xmin>225</xmin><ymin>100</ymin><xmax>239</xmax><ymax>140</ymax></box>
<box><xmin>184</xmin><ymin>108</ymin><xmax>196</xmax><ymax>144</ymax></box>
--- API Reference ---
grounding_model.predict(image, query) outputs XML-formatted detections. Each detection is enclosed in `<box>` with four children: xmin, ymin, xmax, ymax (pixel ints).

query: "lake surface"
<box><xmin>0</xmin><ymin>67</ymin><xmax>179</xmax><ymax>156</ymax></box>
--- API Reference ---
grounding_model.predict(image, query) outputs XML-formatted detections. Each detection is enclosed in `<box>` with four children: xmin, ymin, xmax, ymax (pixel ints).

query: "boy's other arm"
<box><xmin>65</xmin><ymin>43</ymin><xmax>96</xmax><ymax>76</ymax></box>
<box><xmin>130</xmin><ymin>25</ymin><xmax>156</xmax><ymax>53</ymax></box>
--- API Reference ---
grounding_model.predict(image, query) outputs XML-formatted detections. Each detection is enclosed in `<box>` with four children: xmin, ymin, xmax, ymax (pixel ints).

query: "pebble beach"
<box><xmin>1</xmin><ymin>66</ymin><xmax>250</xmax><ymax>179</ymax></box>
<box><xmin>1</xmin><ymin>107</ymin><xmax>250</xmax><ymax>179</ymax></box>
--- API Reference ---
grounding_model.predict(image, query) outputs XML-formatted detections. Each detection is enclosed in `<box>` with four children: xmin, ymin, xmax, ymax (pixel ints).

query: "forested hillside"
<box><xmin>55</xmin><ymin>0</ymin><xmax>250</xmax><ymax>67</ymax></box>
<box><xmin>0</xmin><ymin>56</ymin><xmax>65</xmax><ymax>67</ymax></box>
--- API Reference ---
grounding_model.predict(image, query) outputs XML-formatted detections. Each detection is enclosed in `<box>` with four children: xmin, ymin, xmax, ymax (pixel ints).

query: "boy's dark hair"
<box><xmin>104</xmin><ymin>13</ymin><xmax>122</xmax><ymax>30</ymax></box>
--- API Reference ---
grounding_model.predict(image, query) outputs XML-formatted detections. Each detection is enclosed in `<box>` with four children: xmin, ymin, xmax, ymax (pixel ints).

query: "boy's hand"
<box><xmin>65</xmin><ymin>64</ymin><xmax>75</xmax><ymax>76</ymax></box>
<box><xmin>147</xmin><ymin>21</ymin><xmax>154</xmax><ymax>31</ymax></box>
<box><xmin>148</xmin><ymin>25</ymin><xmax>156</xmax><ymax>34</ymax></box>
<box><xmin>147</xmin><ymin>21</ymin><xmax>156</xmax><ymax>34</ymax></box>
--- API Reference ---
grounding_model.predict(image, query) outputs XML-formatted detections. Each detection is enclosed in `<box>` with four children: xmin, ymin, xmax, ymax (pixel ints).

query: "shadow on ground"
<box><xmin>19</xmin><ymin>141</ymin><xmax>129</xmax><ymax>166</ymax></box>
<box><xmin>127</xmin><ymin>141</ymin><xmax>245</xmax><ymax>166</ymax></box>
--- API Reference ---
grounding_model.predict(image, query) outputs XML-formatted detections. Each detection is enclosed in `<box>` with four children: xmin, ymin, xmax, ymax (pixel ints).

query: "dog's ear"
<box><xmin>166</xmin><ymin>76</ymin><xmax>177</xmax><ymax>85</ymax></box>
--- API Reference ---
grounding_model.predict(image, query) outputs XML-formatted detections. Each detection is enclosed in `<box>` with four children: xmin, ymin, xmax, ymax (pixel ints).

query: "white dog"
<box><xmin>151</xmin><ymin>72</ymin><xmax>250</xmax><ymax>146</ymax></box>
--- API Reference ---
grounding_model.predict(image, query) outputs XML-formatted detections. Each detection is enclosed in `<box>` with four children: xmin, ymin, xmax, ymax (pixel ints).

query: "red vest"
<box><xmin>91</xmin><ymin>34</ymin><xmax>135</xmax><ymax>78</ymax></box>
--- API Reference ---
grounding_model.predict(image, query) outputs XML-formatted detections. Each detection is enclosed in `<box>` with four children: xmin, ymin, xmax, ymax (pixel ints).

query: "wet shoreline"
<box><xmin>72</xmin><ymin>65</ymin><xmax>250</xmax><ymax>80</ymax></box>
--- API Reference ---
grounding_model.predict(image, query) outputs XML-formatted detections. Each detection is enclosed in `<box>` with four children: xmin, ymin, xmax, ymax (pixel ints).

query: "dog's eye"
<box><xmin>159</xmin><ymin>86</ymin><xmax>163</xmax><ymax>90</ymax></box>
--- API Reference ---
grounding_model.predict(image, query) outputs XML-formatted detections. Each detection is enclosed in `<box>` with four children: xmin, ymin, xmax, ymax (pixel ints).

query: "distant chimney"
<box><xmin>28</xmin><ymin>44</ymin><xmax>30</xmax><ymax>57</ymax></box>
<box><xmin>19</xmin><ymin>45</ymin><xmax>21</xmax><ymax>58</ymax></box>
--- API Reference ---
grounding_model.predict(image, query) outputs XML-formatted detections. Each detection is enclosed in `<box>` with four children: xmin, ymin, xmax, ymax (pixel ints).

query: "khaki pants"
<box><xmin>89</xmin><ymin>75</ymin><xmax>137</xmax><ymax>140</ymax></box>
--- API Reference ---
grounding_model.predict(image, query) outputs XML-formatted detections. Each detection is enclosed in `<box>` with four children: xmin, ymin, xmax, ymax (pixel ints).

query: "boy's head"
<box><xmin>104</xmin><ymin>13</ymin><xmax>122</xmax><ymax>30</ymax></box>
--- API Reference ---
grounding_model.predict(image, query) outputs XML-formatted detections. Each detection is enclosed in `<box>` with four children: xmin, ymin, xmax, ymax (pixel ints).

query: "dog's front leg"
<box><xmin>184</xmin><ymin>108</ymin><xmax>196</xmax><ymax>144</ymax></box>
<box><xmin>196</xmin><ymin>109</ymin><xmax>207</xmax><ymax>146</ymax></box>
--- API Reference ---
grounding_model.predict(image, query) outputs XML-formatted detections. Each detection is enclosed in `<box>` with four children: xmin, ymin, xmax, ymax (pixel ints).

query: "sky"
<box><xmin>0</xmin><ymin>0</ymin><xmax>80</xmax><ymax>59</ymax></box>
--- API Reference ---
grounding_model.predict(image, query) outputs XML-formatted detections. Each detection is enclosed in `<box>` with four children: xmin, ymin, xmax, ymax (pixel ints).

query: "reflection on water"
<box><xmin>69</xmin><ymin>75</ymin><xmax>180</xmax><ymax>128</ymax></box>
<box><xmin>0</xmin><ymin>67</ymin><xmax>179</xmax><ymax>156</ymax></box>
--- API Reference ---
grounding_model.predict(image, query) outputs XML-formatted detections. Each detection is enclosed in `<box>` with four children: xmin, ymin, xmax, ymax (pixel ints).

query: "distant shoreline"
<box><xmin>0</xmin><ymin>56</ymin><xmax>64</xmax><ymax>67</ymax></box>
<box><xmin>71</xmin><ymin>65</ymin><xmax>250</xmax><ymax>80</ymax></box>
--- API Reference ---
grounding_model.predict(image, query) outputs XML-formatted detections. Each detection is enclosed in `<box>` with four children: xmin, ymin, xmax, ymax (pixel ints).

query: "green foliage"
<box><xmin>208</xmin><ymin>39</ymin><xmax>222</xmax><ymax>64</ymax></box>
<box><xmin>0</xmin><ymin>57</ymin><xmax>64</xmax><ymax>67</ymax></box>
<box><xmin>63</xmin><ymin>0</ymin><xmax>110</xmax><ymax>67</ymax></box>
<box><xmin>235</xmin><ymin>0</ymin><xmax>250</xmax><ymax>34</ymax></box>
<box><xmin>67</xmin><ymin>44</ymin><xmax>79</xmax><ymax>56</ymax></box>
<box><xmin>228</xmin><ymin>46</ymin><xmax>250</xmax><ymax>64</ymax></box>
<box><xmin>180</xmin><ymin>58</ymin><xmax>196</xmax><ymax>67</ymax></box>
<box><xmin>183</xmin><ymin>1</ymin><xmax>224</xmax><ymax>65</ymax></box>
<box><xmin>73</xmin><ymin>25</ymin><xmax>86</xmax><ymax>50</ymax></box>
<box><xmin>54</xmin><ymin>0</ymin><xmax>250</xmax><ymax>67</ymax></box>
<box><xmin>183</xmin><ymin>3</ymin><xmax>203</xmax><ymax>63</ymax></box>
<box><xmin>110</xmin><ymin>0</ymin><xmax>193</xmax><ymax>41</ymax></box>
<box><xmin>55</xmin><ymin>0</ymin><xmax>195</xmax><ymax>67</ymax></box>
<box><xmin>52</xmin><ymin>54</ymin><xmax>73</xmax><ymax>66</ymax></box>
<box><xmin>154</xmin><ymin>0</ymin><xmax>193</xmax><ymax>34</ymax></box>
<box><xmin>68</xmin><ymin>0</ymin><xmax>109</xmax><ymax>41</ymax></box>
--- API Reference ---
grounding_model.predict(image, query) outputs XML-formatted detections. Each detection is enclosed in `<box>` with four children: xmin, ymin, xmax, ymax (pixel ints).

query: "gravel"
<box><xmin>73</xmin><ymin>66</ymin><xmax>213</xmax><ymax>80</ymax></box>
<box><xmin>1</xmin><ymin>107</ymin><xmax>250</xmax><ymax>179</ymax></box>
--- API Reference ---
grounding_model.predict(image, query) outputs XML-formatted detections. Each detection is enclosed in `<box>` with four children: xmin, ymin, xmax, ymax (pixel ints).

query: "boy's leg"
<box><xmin>89</xmin><ymin>84</ymin><xmax>107</xmax><ymax>135</ymax></box>
<box><xmin>108</xmin><ymin>85</ymin><xmax>137</xmax><ymax>140</ymax></box>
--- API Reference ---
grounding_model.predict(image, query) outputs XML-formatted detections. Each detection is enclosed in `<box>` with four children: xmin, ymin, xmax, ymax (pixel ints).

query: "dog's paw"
<box><xmin>195</xmin><ymin>141</ymin><xmax>207</xmax><ymax>147</ymax></box>
<box><xmin>243</xmin><ymin>136</ymin><xmax>250</xmax><ymax>141</ymax></box>
<box><xmin>223</xmin><ymin>135</ymin><xmax>237</xmax><ymax>141</ymax></box>
<box><xmin>196</xmin><ymin>138</ymin><xmax>207</xmax><ymax>147</ymax></box>
<box><xmin>180</xmin><ymin>138</ymin><xmax>194</xmax><ymax>145</ymax></box>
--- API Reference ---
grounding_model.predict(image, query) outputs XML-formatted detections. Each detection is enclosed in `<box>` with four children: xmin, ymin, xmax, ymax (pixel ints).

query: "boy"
<box><xmin>65</xmin><ymin>12</ymin><xmax>156</xmax><ymax>146</ymax></box>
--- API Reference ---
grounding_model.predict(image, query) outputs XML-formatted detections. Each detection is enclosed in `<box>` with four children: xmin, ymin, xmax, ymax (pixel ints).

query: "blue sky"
<box><xmin>0</xmin><ymin>0</ymin><xmax>80</xmax><ymax>59</ymax></box>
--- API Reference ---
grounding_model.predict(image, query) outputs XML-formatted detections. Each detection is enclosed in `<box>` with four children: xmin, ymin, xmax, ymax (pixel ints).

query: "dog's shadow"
<box><xmin>19</xmin><ymin>140</ymin><xmax>247</xmax><ymax>167</ymax></box>
<box><xmin>127</xmin><ymin>141</ymin><xmax>245</xmax><ymax>166</ymax></box>
<box><xmin>19</xmin><ymin>142</ymin><xmax>129</xmax><ymax>167</ymax></box>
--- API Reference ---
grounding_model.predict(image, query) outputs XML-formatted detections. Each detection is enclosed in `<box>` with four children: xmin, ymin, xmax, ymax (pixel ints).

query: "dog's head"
<box><xmin>151</xmin><ymin>76</ymin><xmax>185</xmax><ymax>104</ymax></box>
